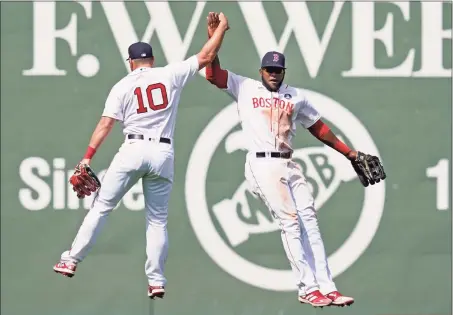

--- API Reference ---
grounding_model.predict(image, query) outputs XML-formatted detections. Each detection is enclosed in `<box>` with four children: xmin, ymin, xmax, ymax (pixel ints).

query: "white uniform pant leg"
<box><xmin>245</xmin><ymin>157</ymin><xmax>319</xmax><ymax>296</ymax></box>
<box><xmin>288</xmin><ymin>161</ymin><xmax>337</xmax><ymax>295</ymax></box>
<box><xmin>142</xmin><ymin>145</ymin><xmax>174</xmax><ymax>287</ymax></box>
<box><xmin>63</xmin><ymin>143</ymin><xmax>144</xmax><ymax>263</ymax></box>
<box><xmin>142</xmin><ymin>175</ymin><xmax>173</xmax><ymax>287</ymax></box>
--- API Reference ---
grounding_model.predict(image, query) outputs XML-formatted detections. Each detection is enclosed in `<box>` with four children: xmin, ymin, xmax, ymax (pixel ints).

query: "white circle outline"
<box><xmin>185</xmin><ymin>90</ymin><xmax>386</xmax><ymax>291</ymax></box>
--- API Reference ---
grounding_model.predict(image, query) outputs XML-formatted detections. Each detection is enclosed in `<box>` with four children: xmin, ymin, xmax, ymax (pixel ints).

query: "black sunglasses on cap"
<box><xmin>263</xmin><ymin>67</ymin><xmax>284</xmax><ymax>74</ymax></box>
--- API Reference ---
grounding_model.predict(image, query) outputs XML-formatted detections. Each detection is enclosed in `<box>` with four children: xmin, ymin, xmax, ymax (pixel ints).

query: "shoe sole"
<box><xmin>53</xmin><ymin>267</ymin><xmax>75</xmax><ymax>278</ymax></box>
<box><xmin>148</xmin><ymin>289</ymin><xmax>165</xmax><ymax>300</ymax></box>
<box><xmin>298</xmin><ymin>298</ymin><xmax>332</xmax><ymax>308</ymax></box>
<box><xmin>331</xmin><ymin>300</ymin><xmax>354</xmax><ymax>307</ymax></box>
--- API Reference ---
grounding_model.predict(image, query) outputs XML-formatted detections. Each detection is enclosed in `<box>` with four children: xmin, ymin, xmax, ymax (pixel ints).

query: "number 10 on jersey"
<box><xmin>134</xmin><ymin>83</ymin><xmax>169</xmax><ymax>114</ymax></box>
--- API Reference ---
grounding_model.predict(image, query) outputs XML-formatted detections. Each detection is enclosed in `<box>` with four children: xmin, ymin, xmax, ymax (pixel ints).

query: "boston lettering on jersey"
<box><xmin>252</xmin><ymin>97</ymin><xmax>294</xmax><ymax>113</ymax></box>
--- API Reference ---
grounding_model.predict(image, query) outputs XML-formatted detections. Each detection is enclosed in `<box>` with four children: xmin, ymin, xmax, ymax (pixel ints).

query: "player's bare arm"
<box><xmin>205</xmin><ymin>13</ymin><xmax>228</xmax><ymax>88</ymax></box>
<box><xmin>196</xmin><ymin>12</ymin><xmax>229</xmax><ymax>70</ymax></box>
<box><xmin>80</xmin><ymin>116</ymin><xmax>116</xmax><ymax>165</ymax></box>
<box><xmin>308</xmin><ymin>119</ymin><xmax>357</xmax><ymax>161</ymax></box>
<box><xmin>67</xmin><ymin>116</ymin><xmax>115</xmax><ymax>200</ymax></box>
<box><xmin>308</xmin><ymin>119</ymin><xmax>386</xmax><ymax>186</ymax></box>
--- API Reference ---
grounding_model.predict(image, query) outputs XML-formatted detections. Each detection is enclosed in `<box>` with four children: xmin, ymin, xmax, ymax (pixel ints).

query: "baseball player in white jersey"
<box><xmin>204</xmin><ymin>14</ymin><xmax>372</xmax><ymax>308</ymax></box>
<box><xmin>53</xmin><ymin>12</ymin><xmax>230</xmax><ymax>299</ymax></box>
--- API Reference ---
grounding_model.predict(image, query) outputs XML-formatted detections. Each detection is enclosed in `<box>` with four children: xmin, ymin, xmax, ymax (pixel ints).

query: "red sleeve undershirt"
<box><xmin>309</xmin><ymin>120</ymin><xmax>352</xmax><ymax>156</ymax></box>
<box><xmin>205</xmin><ymin>57</ymin><xmax>228</xmax><ymax>89</ymax></box>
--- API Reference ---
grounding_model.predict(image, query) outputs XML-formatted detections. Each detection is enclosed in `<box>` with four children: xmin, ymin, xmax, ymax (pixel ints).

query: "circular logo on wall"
<box><xmin>185</xmin><ymin>89</ymin><xmax>386</xmax><ymax>291</ymax></box>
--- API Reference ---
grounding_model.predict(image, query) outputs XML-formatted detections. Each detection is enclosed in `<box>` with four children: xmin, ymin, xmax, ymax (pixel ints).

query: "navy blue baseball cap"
<box><xmin>127</xmin><ymin>42</ymin><xmax>153</xmax><ymax>60</ymax></box>
<box><xmin>261</xmin><ymin>51</ymin><xmax>286</xmax><ymax>69</ymax></box>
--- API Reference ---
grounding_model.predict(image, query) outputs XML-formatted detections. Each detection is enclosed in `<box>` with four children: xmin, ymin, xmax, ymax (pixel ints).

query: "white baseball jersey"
<box><xmin>61</xmin><ymin>56</ymin><xmax>200</xmax><ymax>287</ymax></box>
<box><xmin>222</xmin><ymin>71</ymin><xmax>321</xmax><ymax>153</ymax></box>
<box><xmin>102</xmin><ymin>55</ymin><xmax>200</xmax><ymax>139</ymax></box>
<box><xmin>224</xmin><ymin>70</ymin><xmax>335</xmax><ymax>296</ymax></box>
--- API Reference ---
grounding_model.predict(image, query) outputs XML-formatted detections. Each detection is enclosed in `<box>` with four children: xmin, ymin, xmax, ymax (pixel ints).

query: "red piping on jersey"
<box><xmin>206</xmin><ymin>60</ymin><xmax>228</xmax><ymax>89</ymax></box>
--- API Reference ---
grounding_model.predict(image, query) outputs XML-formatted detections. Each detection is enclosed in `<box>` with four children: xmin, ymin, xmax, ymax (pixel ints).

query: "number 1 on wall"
<box><xmin>426</xmin><ymin>158</ymin><xmax>450</xmax><ymax>211</ymax></box>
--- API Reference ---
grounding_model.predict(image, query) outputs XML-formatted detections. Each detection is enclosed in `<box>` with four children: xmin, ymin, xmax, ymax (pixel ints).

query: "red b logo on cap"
<box><xmin>273</xmin><ymin>53</ymin><xmax>279</xmax><ymax>62</ymax></box>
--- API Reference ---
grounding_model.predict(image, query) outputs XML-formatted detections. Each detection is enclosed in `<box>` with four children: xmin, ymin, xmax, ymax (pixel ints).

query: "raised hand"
<box><xmin>207</xmin><ymin>12</ymin><xmax>220</xmax><ymax>38</ymax></box>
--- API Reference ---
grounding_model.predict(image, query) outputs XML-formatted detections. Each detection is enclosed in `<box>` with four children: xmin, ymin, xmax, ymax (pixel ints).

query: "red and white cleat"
<box><xmin>53</xmin><ymin>261</ymin><xmax>77</xmax><ymax>278</ymax></box>
<box><xmin>298</xmin><ymin>290</ymin><xmax>332</xmax><ymax>307</ymax></box>
<box><xmin>148</xmin><ymin>286</ymin><xmax>165</xmax><ymax>299</ymax></box>
<box><xmin>325</xmin><ymin>291</ymin><xmax>354</xmax><ymax>306</ymax></box>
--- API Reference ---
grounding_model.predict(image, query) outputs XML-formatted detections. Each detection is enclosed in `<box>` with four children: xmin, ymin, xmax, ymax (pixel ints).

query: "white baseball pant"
<box><xmin>61</xmin><ymin>136</ymin><xmax>174</xmax><ymax>287</ymax></box>
<box><xmin>245</xmin><ymin>152</ymin><xmax>337</xmax><ymax>296</ymax></box>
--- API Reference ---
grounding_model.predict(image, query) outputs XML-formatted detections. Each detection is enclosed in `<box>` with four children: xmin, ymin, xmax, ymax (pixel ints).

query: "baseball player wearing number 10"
<box><xmin>52</xmin><ymin>12</ymin><xmax>230</xmax><ymax>299</ymax></box>
<box><xmin>205</xmin><ymin>14</ymin><xmax>385</xmax><ymax>308</ymax></box>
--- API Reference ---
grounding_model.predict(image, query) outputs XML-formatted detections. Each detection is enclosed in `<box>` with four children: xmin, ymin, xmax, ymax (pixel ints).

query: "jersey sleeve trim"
<box><xmin>301</xmin><ymin>113</ymin><xmax>321</xmax><ymax>129</ymax></box>
<box><xmin>222</xmin><ymin>70</ymin><xmax>245</xmax><ymax>101</ymax></box>
<box><xmin>187</xmin><ymin>54</ymin><xmax>200</xmax><ymax>74</ymax></box>
<box><xmin>101</xmin><ymin>113</ymin><xmax>123</xmax><ymax>121</ymax></box>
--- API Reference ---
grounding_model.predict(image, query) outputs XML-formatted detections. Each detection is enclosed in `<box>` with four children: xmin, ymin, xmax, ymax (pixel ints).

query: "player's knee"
<box><xmin>92</xmin><ymin>197</ymin><xmax>116</xmax><ymax>215</ymax></box>
<box><xmin>299</xmin><ymin>206</ymin><xmax>317</xmax><ymax>220</ymax></box>
<box><xmin>145</xmin><ymin>211</ymin><xmax>168</xmax><ymax>227</ymax></box>
<box><xmin>280</xmin><ymin>217</ymin><xmax>300</xmax><ymax>234</ymax></box>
